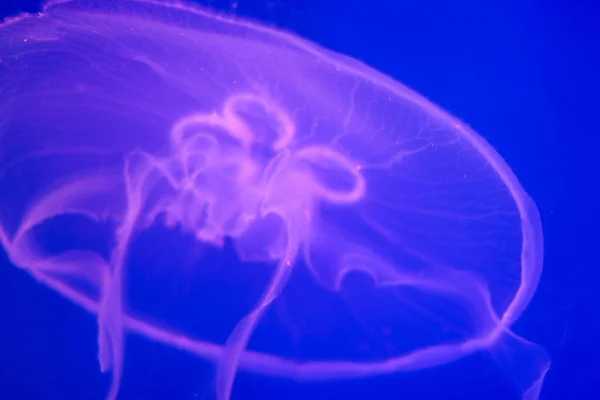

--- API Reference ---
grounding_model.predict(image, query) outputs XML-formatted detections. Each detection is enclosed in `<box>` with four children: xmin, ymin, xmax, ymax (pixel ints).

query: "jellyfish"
<box><xmin>0</xmin><ymin>1</ymin><xmax>550</xmax><ymax>399</ymax></box>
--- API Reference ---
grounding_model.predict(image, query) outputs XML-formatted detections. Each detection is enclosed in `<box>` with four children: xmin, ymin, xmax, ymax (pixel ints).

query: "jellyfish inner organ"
<box><xmin>94</xmin><ymin>92</ymin><xmax>366</xmax><ymax>399</ymax></box>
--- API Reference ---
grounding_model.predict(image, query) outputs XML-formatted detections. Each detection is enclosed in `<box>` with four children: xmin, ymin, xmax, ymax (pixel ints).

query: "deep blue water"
<box><xmin>0</xmin><ymin>0</ymin><xmax>598</xmax><ymax>399</ymax></box>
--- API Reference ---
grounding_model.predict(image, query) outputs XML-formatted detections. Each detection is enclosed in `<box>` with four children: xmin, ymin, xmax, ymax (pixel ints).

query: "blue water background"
<box><xmin>0</xmin><ymin>0</ymin><xmax>598</xmax><ymax>399</ymax></box>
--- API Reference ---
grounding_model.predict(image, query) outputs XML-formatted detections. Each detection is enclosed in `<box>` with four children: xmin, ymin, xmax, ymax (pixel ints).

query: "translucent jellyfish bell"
<box><xmin>0</xmin><ymin>1</ymin><xmax>550</xmax><ymax>399</ymax></box>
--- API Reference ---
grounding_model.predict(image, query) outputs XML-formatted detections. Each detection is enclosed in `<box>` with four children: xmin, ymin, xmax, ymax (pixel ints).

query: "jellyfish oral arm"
<box><xmin>216</xmin><ymin>225</ymin><xmax>300</xmax><ymax>400</ymax></box>
<box><xmin>97</xmin><ymin>153</ymin><xmax>158</xmax><ymax>400</ymax></box>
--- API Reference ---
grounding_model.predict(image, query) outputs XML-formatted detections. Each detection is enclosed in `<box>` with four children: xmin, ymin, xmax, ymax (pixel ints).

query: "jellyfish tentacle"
<box><xmin>97</xmin><ymin>150</ymin><xmax>160</xmax><ymax>400</ymax></box>
<box><xmin>97</xmin><ymin>204</ymin><xmax>137</xmax><ymax>399</ymax></box>
<box><xmin>216</xmin><ymin>219</ymin><xmax>299</xmax><ymax>400</ymax></box>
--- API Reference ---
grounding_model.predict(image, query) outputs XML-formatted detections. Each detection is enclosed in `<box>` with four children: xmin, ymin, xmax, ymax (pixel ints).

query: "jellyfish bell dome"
<box><xmin>0</xmin><ymin>1</ymin><xmax>549</xmax><ymax>399</ymax></box>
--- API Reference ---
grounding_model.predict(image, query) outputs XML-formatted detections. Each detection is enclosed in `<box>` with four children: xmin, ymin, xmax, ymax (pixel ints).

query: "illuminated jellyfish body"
<box><xmin>0</xmin><ymin>1</ymin><xmax>549</xmax><ymax>399</ymax></box>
